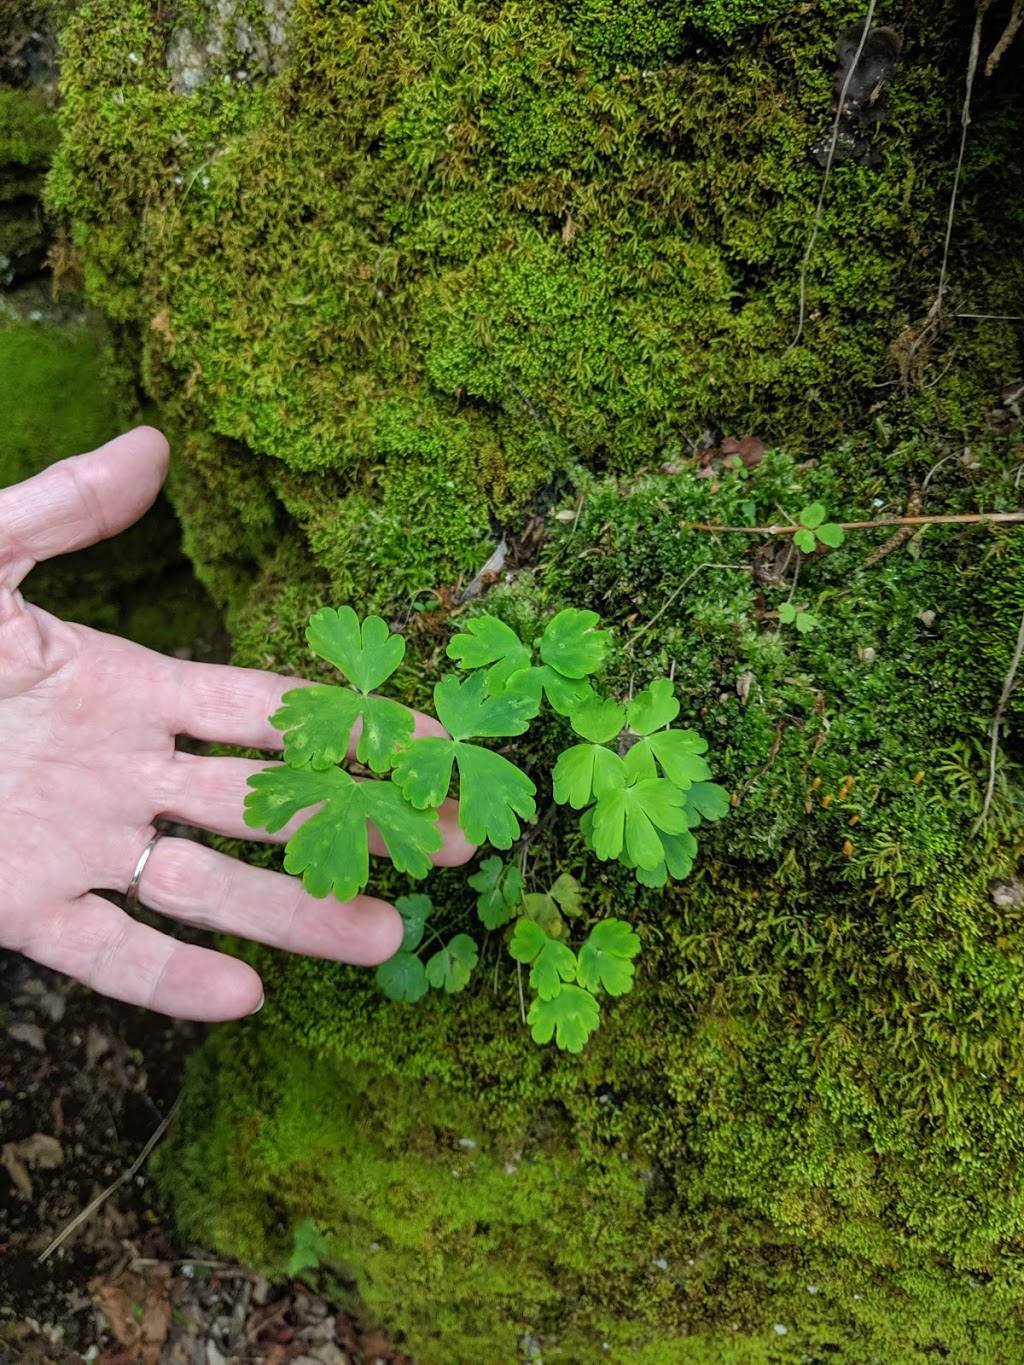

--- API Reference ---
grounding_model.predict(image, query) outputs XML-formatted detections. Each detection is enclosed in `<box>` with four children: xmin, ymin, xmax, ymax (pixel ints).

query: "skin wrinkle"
<box><xmin>142</xmin><ymin>944</ymin><xmax>177</xmax><ymax>1012</ymax></box>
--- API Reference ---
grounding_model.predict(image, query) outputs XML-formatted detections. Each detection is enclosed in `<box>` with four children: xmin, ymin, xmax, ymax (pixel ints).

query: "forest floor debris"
<box><xmin>0</xmin><ymin>952</ymin><xmax>411</xmax><ymax>1365</ymax></box>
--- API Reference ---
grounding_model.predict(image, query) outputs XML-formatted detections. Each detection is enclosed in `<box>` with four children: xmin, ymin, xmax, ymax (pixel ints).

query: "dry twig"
<box><xmin>971</xmin><ymin>605</ymin><xmax>1024</xmax><ymax>837</ymax></box>
<box><xmin>38</xmin><ymin>1094</ymin><xmax>182</xmax><ymax>1264</ymax></box>
<box><xmin>681</xmin><ymin>511</ymin><xmax>1024</xmax><ymax>536</ymax></box>
<box><xmin>985</xmin><ymin>0</ymin><xmax>1022</xmax><ymax>74</ymax></box>
<box><xmin>792</xmin><ymin>2</ymin><xmax>878</xmax><ymax>347</ymax></box>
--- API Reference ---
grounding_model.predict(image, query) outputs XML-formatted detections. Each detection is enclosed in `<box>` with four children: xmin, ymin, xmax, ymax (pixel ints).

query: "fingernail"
<box><xmin>248</xmin><ymin>992</ymin><xmax>265</xmax><ymax>1016</ymax></box>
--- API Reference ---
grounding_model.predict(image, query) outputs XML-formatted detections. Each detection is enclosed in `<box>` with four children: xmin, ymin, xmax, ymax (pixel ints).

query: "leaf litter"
<box><xmin>0</xmin><ymin>949</ymin><xmax>412</xmax><ymax>1365</ymax></box>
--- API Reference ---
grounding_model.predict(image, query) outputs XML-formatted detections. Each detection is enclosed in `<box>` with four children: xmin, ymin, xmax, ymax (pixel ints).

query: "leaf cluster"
<box><xmin>793</xmin><ymin>502</ymin><xmax>845</xmax><ymax>554</ymax></box>
<box><xmin>552</xmin><ymin>679</ymin><xmax>730</xmax><ymax>887</ymax></box>
<box><xmin>244</xmin><ymin>603</ymin><xmax>724</xmax><ymax>1049</ymax></box>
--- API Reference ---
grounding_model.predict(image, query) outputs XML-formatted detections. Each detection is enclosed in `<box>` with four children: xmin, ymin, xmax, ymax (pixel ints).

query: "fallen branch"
<box><xmin>985</xmin><ymin>0</ymin><xmax>1022</xmax><ymax>75</ymax></box>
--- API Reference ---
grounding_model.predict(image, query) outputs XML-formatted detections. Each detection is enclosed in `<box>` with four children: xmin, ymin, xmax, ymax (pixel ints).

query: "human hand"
<box><xmin>0</xmin><ymin>428</ymin><xmax>474</xmax><ymax>1020</ymax></box>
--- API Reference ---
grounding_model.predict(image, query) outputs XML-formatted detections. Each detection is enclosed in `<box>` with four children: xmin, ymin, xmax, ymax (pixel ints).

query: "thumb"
<box><xmin>0</xmin><ymin>427</ymin><xmax>170</xmax><ymax>589</ymax></box>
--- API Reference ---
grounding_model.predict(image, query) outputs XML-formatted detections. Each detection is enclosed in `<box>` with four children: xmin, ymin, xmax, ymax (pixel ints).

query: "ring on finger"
<box><xmin>125</xmin><ymin>833</ymin><xmax>163</xmax><ymax>912</ymax></box>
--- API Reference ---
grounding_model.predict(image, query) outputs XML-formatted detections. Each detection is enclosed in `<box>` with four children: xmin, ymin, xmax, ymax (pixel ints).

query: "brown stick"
<box><xmin>985</xmin><ymin>0</ymin><xmax>1022</xmax><ymax>76</ymax></box>
<box><xmin>682</xmin><ymin>511</ymin><xmax>1024</xmax><ymax>536</ymax></box>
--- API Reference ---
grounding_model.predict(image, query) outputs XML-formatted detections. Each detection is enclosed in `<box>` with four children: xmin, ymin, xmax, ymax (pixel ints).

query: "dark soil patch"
<box><xmin>0</xmin><ymin>951</ymin><xmax>411</xmax><ymax>1365</ymax></box>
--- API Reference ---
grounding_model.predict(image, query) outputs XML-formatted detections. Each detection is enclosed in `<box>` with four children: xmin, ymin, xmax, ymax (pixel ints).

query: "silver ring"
<box><xmin>126</xmin><ymin>834</ymin><xmax>163</xmax><ymax>911</ymax></box>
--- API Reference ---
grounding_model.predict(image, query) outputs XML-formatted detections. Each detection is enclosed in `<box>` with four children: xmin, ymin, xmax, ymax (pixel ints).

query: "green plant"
<box><xmin>286</xmin><ymin>1217</ymin><xmax>329</xmax><ymax>1279</ymax></box>
<box><xmin>777</xmin><ymin>600</ymin><xmax>821</xmax><ymax>633</ymax></box>
<box><xmin>792</xmin><ymin>502</ymin><xmax>845</xmax><ymax>553</ymax></box>
<box><xmin>244</xmin><ymin>605</ymin><xmax>727</xmax><ymax>1048</ymax></box>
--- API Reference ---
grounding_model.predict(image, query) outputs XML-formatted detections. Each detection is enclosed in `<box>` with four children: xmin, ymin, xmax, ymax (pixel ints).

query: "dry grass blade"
<box><xmin>38</xmin><ymin>1093</ymin><xmax>182</xmax><ymax>1264</ymax></box>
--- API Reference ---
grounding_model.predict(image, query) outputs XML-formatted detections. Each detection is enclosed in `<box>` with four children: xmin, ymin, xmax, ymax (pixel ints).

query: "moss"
<box><xmin>0</xmin><ymin>316</ymin><xmax>218</xmax><ymax>649</ymax></box>
<box><xmin>48</xmin><ymin>0</ymin><xmax>1024</xmax><ymax>598</ymax></box>
<box><xmin>55</xmin><ymin>0</ymin><xmax>1024</xmax><ymax>1357</ymax></box>
<box><xmin>154</xmin><ymin>440</ymin><xmax>1024</xmax><ymax>1361</ymax></box>
<box><xmin>0</xmin><ymin>86</ymin><xmax>59</xmax><ymax>278</ymax></box>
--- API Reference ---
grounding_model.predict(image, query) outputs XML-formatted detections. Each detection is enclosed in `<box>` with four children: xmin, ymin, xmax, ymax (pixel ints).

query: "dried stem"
<box><xmin>971</xmin><ymin>604</ymin><xmax>1024</xmax><ymax>837</ymax></box>
<box><xmin>792</xmin><ymin>2</ymin><xmax>878</xmax><ymax>347</ymax></box>
<box><xmin>682</xmin><ymin>511</ymin><xmax>1024</xmax><ymax>536</ymax></box>
<box><xmin>38</xmin><ymin>1094</ymin><xmax>182</xmax><ymax>1263</ymax></box>
<box><xmin>930</xmin><ymin>0</ymin><xmax>991</xmax><ymax>323</ymax></box>
<box><xmin>985</xmin><ymin>0</ymin><xmax>1022</xmax><ymax>75</ymax></box>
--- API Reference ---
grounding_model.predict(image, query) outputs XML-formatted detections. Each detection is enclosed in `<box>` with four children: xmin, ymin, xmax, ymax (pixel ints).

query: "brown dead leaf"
<box><xmin>140</xmin><ymin>1267</ymin><xmax>172</xmax><ymax>1365</ymax></box>
<box><xmin>1</xmin><ymin>1133</ymin><xmax>63</xmax><ymax>1201</ymax></box>
<box><xmin>1</xmin><ymin>1146</ymin><xmax>33</xmax><ymax>1200</ymax></box>
<box><xmin>92</xmin><ymin>1272</ymin><xmax>142</xmax><ymax>1349</ymax></box>
<box><xmin>91</xmin><ymin>1267</ymin><xmax>172</xmax><ymax>1365</ymax></box>
<box><xmin>719</xmin><ymin>434</ymin><xmax>766</xmax><ymax>469</ymax></box>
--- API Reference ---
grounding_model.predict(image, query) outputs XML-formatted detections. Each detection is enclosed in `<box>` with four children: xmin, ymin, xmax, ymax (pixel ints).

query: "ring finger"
<box><xmin>135</xmin><ymin>835</ymin><xmax>404</xmax><ymax>965</ymax></box>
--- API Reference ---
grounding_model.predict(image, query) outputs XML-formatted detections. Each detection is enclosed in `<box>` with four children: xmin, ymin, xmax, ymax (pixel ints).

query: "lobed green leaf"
<box><xmin>552</xmin><ymin>743</ymin><xmax>625</xmax><ymax>809</ymax></box>
<box><xmin>538</xmin><ymin>608</ymin><xmax>610</xmax><ymax>679</ymax></box>
<box><xmin>271</xmin><ymin>685</ymin><xmax>413</xmax><ymax>774</ymax></box>
<box><xmin>590</xmin><ymin>778</ymin><xmax>691</xmax><ymax>869</ymax></box>
<box><xmin>432</xmin><ymin>670</ymin><xmax>539</xmax><ymax>740</ymax></box>
<box><xmin>376</xmin><ymin>951</ymin><xmax>429</xmax><ymax>1003</ymax></box>
<box><xmin>425</xmin><ymin>934</ymin><xmax>478</xmax><ymax>992</ymax></box>
<box><xmin>468</xmin><ymin>856</ymin><xmax>523</xmax><ymax>929</ymax></box>
<box><xmin>307</xmin><ymin>606</ymin><xmax>405</xmax><ymax>694</ymax></box>
<box><xmin>446</xmin><ymin>616</ymin><xmax>532</xmax><ymax>692</ymax></box>
<box><xmin>244</xmin><ymin>765</ymin><xmax>441</xmax><ymax>901</ymax></box>
<box><xmin>395</xmin><ymin>893</ymin><xmax>432</xmax><ymax>952</ymax></box>
<box><xmin>626</xmin><ymin>678</ymin><xmax>679</xmax><ymax>734</ymax></box>
<box><xmin>576</xmin><ymin>919</ymin><xmax>641</xmax><ymax>997</ymax></box>
<box><xmin>527</xmin><ymin>986</ymin><xmax>600</xmax><ymax>1052</ymax></box>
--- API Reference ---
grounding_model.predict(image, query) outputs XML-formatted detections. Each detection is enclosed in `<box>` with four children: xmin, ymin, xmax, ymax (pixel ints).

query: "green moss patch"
<box><xmin>54</xmin><ymin>0</ymin><xmax>1024</xmax><ymax>1356</ymax></box>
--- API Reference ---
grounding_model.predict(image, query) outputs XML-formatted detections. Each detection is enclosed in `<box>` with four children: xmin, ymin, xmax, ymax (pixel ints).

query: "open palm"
<box><xmin>0</xmin><ymin>428</ymin><xmax>472</xmax><ymax>1019</ymax></box>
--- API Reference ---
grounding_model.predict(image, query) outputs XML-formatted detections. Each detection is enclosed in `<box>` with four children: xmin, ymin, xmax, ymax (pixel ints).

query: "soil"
<box><xmin>0</xmin><ymin>946</ymin><xmax>412</xmax><ymax>1365</ymax></box>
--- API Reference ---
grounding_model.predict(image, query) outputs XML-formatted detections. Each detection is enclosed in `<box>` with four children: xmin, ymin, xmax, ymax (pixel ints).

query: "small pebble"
<box><xmin>8</xmin><ymin>1021</ymin><xmax>46</xmax><ymax>1051</ymax></box>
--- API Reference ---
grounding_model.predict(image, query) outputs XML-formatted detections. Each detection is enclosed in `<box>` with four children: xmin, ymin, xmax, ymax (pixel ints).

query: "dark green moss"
<box><xmin>0</xmin><ymin>86</ymin><xmax>58</xmax><ymax>278</ymax></box>
<box><xmin>0</xmin><ymin>316</ymin><xmax>218</xmax><ymax>649</ymax></box>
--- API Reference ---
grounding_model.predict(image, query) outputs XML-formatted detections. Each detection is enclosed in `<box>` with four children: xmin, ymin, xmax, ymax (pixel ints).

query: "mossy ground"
<box><xmin>49</xmin><ymin>0</ymin><xmax>1024</xmax><ymax>1358</ymax></box>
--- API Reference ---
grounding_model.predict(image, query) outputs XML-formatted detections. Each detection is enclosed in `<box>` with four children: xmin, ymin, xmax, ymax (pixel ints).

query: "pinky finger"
<box><xmin>23</xmin><ymin>894</ymin><xmax>264</xmax><ymax>1021</ymax></box>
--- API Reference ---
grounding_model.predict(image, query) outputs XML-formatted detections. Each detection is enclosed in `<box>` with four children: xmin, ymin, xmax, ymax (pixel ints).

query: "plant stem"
<box><xmin>682</xmin><ymin>511</ymin><xmax>1024</xmax><ymax>536</ymax></box>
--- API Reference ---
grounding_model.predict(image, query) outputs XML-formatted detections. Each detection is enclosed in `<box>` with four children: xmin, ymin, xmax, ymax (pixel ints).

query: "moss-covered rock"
<box><xmin>0</xmin><ymin>86</ymin><xmax>59</xmax><ymax>280</ymax></box>
<box><xmin>158</xmin><ymin>438</ymin><xmax>1024</xmax><ymax>1362</ymax></box>
<box><xmin>50</xmin><ymin>0</ymin><xmax>1024</xmax><ymax>1358</ymax></box>
<box><xmin>0</xmin><ymin>315</ymin><xmax>217</xmax><ymax>651</ymax></box>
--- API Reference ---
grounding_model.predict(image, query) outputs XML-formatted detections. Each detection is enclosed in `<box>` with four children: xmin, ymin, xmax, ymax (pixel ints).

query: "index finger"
<box><xmin>0</xmin><ymin>428</ymin><xmax>169</xmax><ymax>589</ymax></box>
<box><xmin>157</xmin><ymin>653</ymin><xmax>447</xmax><ymax>750</ymax></box>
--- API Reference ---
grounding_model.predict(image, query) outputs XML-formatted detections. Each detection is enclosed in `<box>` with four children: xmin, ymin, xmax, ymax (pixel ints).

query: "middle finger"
<box><xmin>163</xmin><ymin>753</ymin><xmax>476</xmax><ymax>866</ymax></box>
